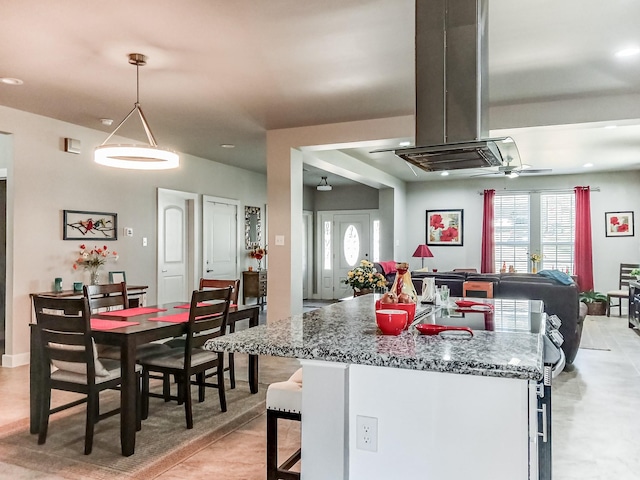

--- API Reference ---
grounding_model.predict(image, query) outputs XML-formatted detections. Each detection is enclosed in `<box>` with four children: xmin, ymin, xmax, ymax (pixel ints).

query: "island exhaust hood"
<box><xmin>394</xmin><ymin>0</ymin><xmax>519</xmax><ymax>172</ymax></box>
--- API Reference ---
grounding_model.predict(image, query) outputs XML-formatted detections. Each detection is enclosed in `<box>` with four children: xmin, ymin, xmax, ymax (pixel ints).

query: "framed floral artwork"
<box><xmin>605</xmin><ymin>211</ymin><xmax>634</xmax><ymax>237</ymax></box>
<box><xmin>426</xmin><ymin>209</ymin><xmax>463</xmax><ymax>246</ymax></box>
<box><xmin>63</xmin><ymin>210</ymin><xmax>118</xmax><ymax>240</ymax></box>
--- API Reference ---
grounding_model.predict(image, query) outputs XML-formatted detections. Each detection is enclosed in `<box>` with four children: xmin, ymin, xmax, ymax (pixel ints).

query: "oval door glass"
<box><xmin>343</xmin><ymin>224</ymin><xmax>360</xmax><ymax>266</ymax></box>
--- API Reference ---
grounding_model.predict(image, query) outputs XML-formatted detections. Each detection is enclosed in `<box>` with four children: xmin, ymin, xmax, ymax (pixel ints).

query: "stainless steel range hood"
<box><xmin>395</xmin><ymin>0</ymin><xmax>519</xmax><ymax>172</ymax></box>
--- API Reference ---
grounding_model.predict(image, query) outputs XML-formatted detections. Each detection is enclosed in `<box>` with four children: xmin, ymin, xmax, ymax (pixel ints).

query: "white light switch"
<box><xmin>124</xmin><ymin>227</ymin><xmax>133</xmax><ymax>237</ymax></box>
<box><xmin>275</xmin><ymin>235</ymin><xmax>285</xmax><ymax>246</ymax></box>
<box><xmin>142</xmin><ymin>237</ymin><xmax>148</xmax><ymax>247</ymax></box>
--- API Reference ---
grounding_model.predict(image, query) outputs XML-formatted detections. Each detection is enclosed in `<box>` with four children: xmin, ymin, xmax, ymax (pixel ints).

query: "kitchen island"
<box><xmin>206</xmin><ymin>296</ymin><xmax>546</xmax><ymax>480</ymax></box>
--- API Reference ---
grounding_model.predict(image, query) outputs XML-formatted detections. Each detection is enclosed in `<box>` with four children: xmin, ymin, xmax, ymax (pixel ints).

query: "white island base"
<box><xmin>300</xmin><ymin>360</ymin><xmax>539</xmax><ymax>480</ymax></box>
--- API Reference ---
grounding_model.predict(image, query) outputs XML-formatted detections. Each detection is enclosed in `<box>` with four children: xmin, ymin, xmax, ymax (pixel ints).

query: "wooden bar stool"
<box><xmin>266</xmin><ymin>368</ymin><xmax>302</xmax><ymax>480</ymax></box>
<box><xmin>463</xmin><ymin>281</ymin><xmax>494</xmax><ymax>298</ymax></box>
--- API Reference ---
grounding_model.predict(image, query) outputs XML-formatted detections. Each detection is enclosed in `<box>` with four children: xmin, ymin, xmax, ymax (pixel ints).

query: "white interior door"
<box><xmin>157</xmin><ymin>189</ymin><xmax>196</xmax><ymax>304</ymax></box>
<box><xmin>203</xmin><ymin>196</ymin><xmax>238</xmax><ymax>280</ymax></box>
<box><xmin>334</xmin><ymin>213</ymin><xmax>371</xmax><ymax>299</ymax></box>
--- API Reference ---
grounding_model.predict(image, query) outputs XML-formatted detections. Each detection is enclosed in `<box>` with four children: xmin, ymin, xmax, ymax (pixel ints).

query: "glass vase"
<box><xmin>90</xmin><ymin>269</ymin><xmax>101</xmax><ymax>285</ymax></box>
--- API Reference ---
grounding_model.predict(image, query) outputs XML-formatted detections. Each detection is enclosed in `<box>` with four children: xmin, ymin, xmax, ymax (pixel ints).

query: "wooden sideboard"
<box><xmin>243</xmin><ymin>270</ymin><xmax>267</xmax><ymax>310</ymax></box>
<box><xmin>30</xmin><ymin>285</ymin><xmax>148</xmax><ymax>308</ymax></box>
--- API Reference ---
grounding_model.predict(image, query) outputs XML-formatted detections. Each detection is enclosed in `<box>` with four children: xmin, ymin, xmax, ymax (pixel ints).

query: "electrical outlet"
<box><xmin>356</xmin><ymin>415</ymin><xmax>378</xmax><ymax>452</ymax></box>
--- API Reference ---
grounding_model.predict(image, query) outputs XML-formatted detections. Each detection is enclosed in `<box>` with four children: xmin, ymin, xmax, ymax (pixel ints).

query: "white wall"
<box><xmin>0</xmin><ymin>105</ymin><xmax>266</xmax><ymax>365</ymax></box>
<box><xmin>405</xmin><ymin>171</ymin><xmax>640</xmax><ymax>292</ymax></box>
<box><xmin>314</xmin><ymin>184</ymin><xmax>378</xmax><ymax>211</ymax></box>
<box><xmin>266</xmin><ymin>116</ymin><xmax>412</xmax><ymax>323</ymax></box>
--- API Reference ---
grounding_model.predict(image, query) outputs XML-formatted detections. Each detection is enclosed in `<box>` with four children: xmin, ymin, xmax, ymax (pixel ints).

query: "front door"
<box><xmin>157</xmin><ymin>189</ymin><xmax>196</xmax><ymax>304</ymax></box>
<box><xmin>202</xmin><ymin>196</ymin><xmax>238</xmax><ymax>280</ymax></box>
<box><xmin>334</xmin><ymin>213</ymin><xmax>371</xmax><ymax>299</ymax></box>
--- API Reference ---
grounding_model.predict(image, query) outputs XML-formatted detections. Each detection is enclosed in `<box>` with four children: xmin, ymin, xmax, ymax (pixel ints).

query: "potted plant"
<box><xmin>579</xmin><ymin>290</ymin><xmax>608</xmax><ymax>316</ymax></box>
<box><xmin>630</xmin><ymin>268</ymin><xmax>640</xmax><ymax>281</ymax></box>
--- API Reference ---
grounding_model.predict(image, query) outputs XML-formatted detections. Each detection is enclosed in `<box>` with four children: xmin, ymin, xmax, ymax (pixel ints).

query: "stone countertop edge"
<box><xmin>206</xmin><ymin>297</ymin><xmax>545</xmax><ymax>381</ymax></box>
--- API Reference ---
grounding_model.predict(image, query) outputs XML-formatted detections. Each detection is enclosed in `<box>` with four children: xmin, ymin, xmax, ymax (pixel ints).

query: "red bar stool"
<box><xmin>266</xmin><ymin>368</ymin><xmax>302</xmax><ymax>480</ymax></box>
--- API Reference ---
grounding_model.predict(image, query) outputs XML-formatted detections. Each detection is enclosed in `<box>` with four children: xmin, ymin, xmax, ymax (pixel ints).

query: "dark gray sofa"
<box><xmin>406</xmin><ymin>270</ymin><xmax>586</xmax><ymax>367</ymax></box>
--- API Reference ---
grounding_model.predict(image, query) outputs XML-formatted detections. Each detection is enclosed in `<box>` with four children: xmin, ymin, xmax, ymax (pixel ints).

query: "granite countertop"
<box><xmin>205</xmin><ymin>296</ymin><xmax>544</xmax><ymax>381</ymax></box>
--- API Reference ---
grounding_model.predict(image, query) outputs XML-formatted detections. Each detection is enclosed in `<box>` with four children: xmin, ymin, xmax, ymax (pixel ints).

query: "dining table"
<box><xmin>29</xmin><ymin>301</ymin><xmax>261</xmax><ymax>457</ymax></box>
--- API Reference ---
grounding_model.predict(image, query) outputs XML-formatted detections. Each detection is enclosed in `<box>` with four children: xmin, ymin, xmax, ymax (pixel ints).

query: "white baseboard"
<box><xmin>2</xmin><ymin>352</ymin><xmax>30</xmax><ymax>367</ymax></box>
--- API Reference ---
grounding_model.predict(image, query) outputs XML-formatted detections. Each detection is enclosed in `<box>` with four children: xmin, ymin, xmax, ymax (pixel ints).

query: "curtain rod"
<box><xmin>478</xmin><ymin>187</ymin><xmax>600</xmax><ymax>195</ymax></box>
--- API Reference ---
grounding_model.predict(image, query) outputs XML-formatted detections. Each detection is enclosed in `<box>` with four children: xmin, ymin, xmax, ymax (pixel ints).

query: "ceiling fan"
<box><xmin>470</xmin><ymin>156</ymin><xmax>552</xmax><ymax>178</ymax></box>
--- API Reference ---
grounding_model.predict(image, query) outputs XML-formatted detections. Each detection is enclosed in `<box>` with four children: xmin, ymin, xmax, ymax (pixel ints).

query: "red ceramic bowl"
<box><xmin>375</xmin><ymin>309</ymin><xmax>408</xmax><ymax>335</ymax></box>
<box><xmin>375</xmin><ymin>301</ymin><xmax>416</xmax><ymax>327</ymax></box>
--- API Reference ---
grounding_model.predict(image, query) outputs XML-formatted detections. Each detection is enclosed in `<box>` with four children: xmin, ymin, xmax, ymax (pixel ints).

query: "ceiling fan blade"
<box><xmin>469</xmin><ymin>171</ymin><xmax>502</xmax><ymax>178</ymax></box>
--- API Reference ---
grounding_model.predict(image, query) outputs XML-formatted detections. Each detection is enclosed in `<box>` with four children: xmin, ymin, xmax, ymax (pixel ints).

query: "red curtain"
<box><xmin>481</xmin><ymin>189</ymin><xmax>495</xmax><ymax>273</ymax></box>
<box><xmin>574</xmin><ymin>186</ymin><xmax>594</xmax><ymax>291</ymax></box>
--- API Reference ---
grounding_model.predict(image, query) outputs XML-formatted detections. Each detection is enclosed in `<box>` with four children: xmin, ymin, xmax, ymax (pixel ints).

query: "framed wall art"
<box><xmin>245</xmin><ymin>206</ymin><xmax>262</xmax><ymax>249</ymax></box>
<box><xmin>426</xmin><ymin>209</ymin><xmax>463</xmax><ymax>246</ymax></box>
<box><xmin>63</xmin><ymin>210</ymin><xmax>118</xmax><ymax>240</ymax></box>
<box><xmin>605</xmin><ymin>211</ymin><xmax>634</xmax><ymax>237</ymax></box>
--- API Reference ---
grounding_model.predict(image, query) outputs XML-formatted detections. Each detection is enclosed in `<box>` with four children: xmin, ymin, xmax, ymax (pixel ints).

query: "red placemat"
<box><xmin>173</xmin><ymin>303</ymin><xmax>237</xmax><ymax>309</ymax></box>
<box><xmin>147</xmin><ymin>312</ymin><xmax>190</xmax><ymax>323</ymax></box>
<box><xmin>91</xmin><ymin>319</ymin><xmax>140</xmax><ymax>331</ymax></box>
<box><xmin>98</xmin><ymin>307</ymin><xmax>167</xmax><ymax>318</ymax></box>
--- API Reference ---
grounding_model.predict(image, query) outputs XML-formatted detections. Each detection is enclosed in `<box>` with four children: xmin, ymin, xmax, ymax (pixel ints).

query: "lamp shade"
<box><xmin>412</xmin><ymin>244</ymin><xmax>433</xmax><ymax>269</ymax></box>
<box><xmin>412</xmin><ymin>244</ymin><xmax>434</xmax><ymax>258</ymax></box>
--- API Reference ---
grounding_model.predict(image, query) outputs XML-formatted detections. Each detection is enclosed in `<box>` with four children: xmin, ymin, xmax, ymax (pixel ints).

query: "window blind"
<box><xmin>541</xmin><ymin>193</ymin><xmax>575</xmax><ymax>272</ymax></box>
<box><xmin>494</xmin><ymin>194</ymin><xmax>530</xmax><ymax>273</ymax></box>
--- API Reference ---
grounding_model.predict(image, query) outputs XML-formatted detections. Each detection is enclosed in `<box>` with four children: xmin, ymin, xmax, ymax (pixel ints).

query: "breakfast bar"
<box><xmin>205</xmin><ymin>296</ymin><xmax>548</xmax><ymax>480</ymax></box>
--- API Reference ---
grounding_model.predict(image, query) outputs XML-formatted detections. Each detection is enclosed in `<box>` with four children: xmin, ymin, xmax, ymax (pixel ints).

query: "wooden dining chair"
<box><xmin>139</xmin><ymin>287</ymin><xmax>232</xmax><ymax>429</ymax></box>
<box><xmin>84</xmin><ymin>282</ymin><xmax>171</xmax><ymax>360</ymax></box>
<box><xmin>84</xmin><ymin>282</ymin><xmax>129</xmax><ymax>313</ymax></box>
<box><xmin>201</xmin><ymin>278</ymin><xmax>240</xmax><ymax>387</ymax></box>
<box><xmin>32</xmin><ymin>295</ymin><xmax>141</xmax><ymax>455</ymax></box>
<box><xmin>606</xmin><ymin>263</ymin><xmax>640</xmax><ymax>317</ymax></box>
<box><xmin>166</xmin><ymin>278</ymin><xmax>241</xmax><ymax>388</ymax></box>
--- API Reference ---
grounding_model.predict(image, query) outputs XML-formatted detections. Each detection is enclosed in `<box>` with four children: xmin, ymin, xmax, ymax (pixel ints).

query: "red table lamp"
<box><xmin>412</xmin><ymin>244</ymin><xmax>434</xmax><ymax>269</ymax></box>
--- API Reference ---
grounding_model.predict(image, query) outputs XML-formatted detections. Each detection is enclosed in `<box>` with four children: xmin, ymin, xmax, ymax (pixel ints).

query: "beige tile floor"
<box><xmin>0</xmin><ymin>313</ymin><xmax>639</xmax><ymax>479</ymax></box>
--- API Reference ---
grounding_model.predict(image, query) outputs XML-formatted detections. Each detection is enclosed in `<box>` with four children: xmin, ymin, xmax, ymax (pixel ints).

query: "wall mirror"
<box><xmin>245</xmin><ymin>206</ymin><xmax>262</xmax><ymax>249</ymax></box>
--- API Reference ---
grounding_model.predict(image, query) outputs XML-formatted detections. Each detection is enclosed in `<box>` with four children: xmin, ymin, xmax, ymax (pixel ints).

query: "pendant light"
<box><xmin>316</xmin><ymin>176</ymin><xmax>332</xmax><ymax>191</ymax></box>
<box><xmin>94</xmin><ymin>53</ymin><xmax>179</xmax><ymax>170</ymax></box>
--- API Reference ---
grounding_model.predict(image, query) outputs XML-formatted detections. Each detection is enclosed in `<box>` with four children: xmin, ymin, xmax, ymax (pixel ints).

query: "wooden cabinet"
<box><xmin>629</xmin><ymin>281</ymin><xmax>640</xmax><ymax>329</ymax></box>
<box><xmin>243</xmin><ymin>270</ymin><xmax>267</xmax><ymax>310</ymax></box>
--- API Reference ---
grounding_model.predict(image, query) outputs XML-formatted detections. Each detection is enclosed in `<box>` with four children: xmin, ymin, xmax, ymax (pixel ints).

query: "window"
<box><xmin>494</xmin><ymin>192</ymin><xmax>575</xmax><ymax>273</ymax></box>
<box><xmin>541</xmin><ymin>193</ymin><xmax>575</xmax><ymax>272</ymax></box>
<box><xmin>372</xmin><ymin>220</ymin><xmax>380</xmax><ymax>263</ymax></box>
<box><xmin>343</xmin><ymin>224</ymin><xmax>360</xmax><ymax>266</ymax></box>
<box><xmin>323</xmin><ymin>221</ymin><xmax>332</xmax><ymax>270</ymax></box>
<box><xmin>494</xmin><ymin>194</ymin><xmax>530</xmax><ymax>273</ymax></box>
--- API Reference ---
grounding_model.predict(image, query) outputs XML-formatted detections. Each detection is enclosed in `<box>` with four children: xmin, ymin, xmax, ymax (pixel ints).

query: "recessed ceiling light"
<box><xmin>440</xmin><ymin>171</ymin><xmax>449</xmax><ymax>176</ymax></box>
<box><xmin>583</xmin><ymin>163</ymin><xmax>594</xmax><ymax>168</ymax></box>
<box><xmin>615</xmin><ymin>47</ymin><xmax>640</xmax><ymax>58</ymax></box>
<box><xmin>399</xmin><ymin>141</ymin><xmax>411</xmax><ymax>147</ymax></box>
<box><xmin>100</xmin><ymin>118</ymin><xmax>114</xmax><ymax>126</ymax></box>
<box><xmin>220</xmin><ymin>144</ymin><xmax>235</xmax><ymax>149</ymax></box>
<box><xmin>604</xmin><ymin>125</ymin><xmax>617</xmax><ymax>129</ymax></box>
<box><xmin>0</xmin><ymin>77</ymin><xmax>24</xmax><ymax>85</ymax></box>
<box><xmin>521</xmin><ymin>164</ymin><xmax>532</xmax><ymax>170</ymax></box>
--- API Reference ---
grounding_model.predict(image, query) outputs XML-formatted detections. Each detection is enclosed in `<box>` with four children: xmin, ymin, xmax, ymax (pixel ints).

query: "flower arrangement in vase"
<box><xmin>72</xmin><ymin>244</ymin><xmax>118</xmax><ymax>285</ymax></box>
<box><xmin>343</xmin><ymin>260</ymin><xmax>387</xmax><ymax>295</ymax></box>
<box><xmin>249</xmin><ymin>245</ymin><xmax>267</xmax><ymax>270</ymax></box>
<box><xmin>529</xmin><ymin>252</ymin><xmax>542</xmax><ymax>273</ymax></box>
